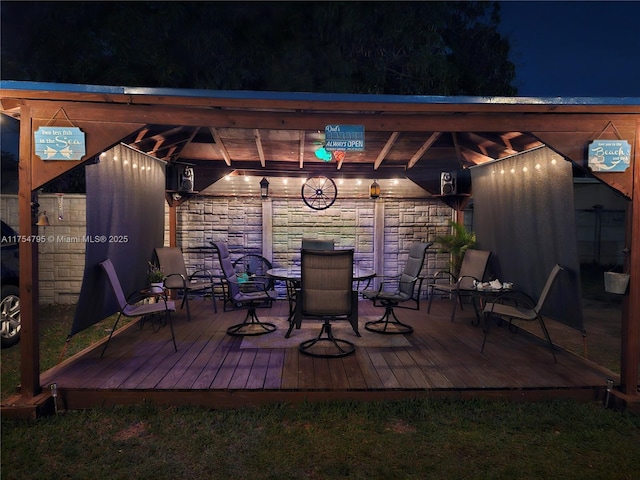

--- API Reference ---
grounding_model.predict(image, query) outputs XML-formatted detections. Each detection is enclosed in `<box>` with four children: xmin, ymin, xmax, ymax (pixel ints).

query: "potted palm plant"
<box><xmin>434</xmin><ymin>220</ymin><xmax>477</xmax><ymax>277</ymax></box>
<box><xmin>147</xmin><ymin>262</ymin><xmax>165</xmax><ymax>293</ymax></box>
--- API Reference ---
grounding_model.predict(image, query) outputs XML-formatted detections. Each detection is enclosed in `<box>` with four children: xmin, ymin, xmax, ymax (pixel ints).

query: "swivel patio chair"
<box><xmin>99</xmin><ymin>258</ymin><xmax>177</xmax><ymax>358</ymax></box>
<box><xmin>211</xmin><ymin>241</ymin><xmax>277</xmax><ymax>336</ymax></box>
<box><xmin>481</xmin><ymin>264</ymin><xmax>564</xmax><ymax>363</ymax></box>
<box><xmin>154</xmin><ymin>247</ymin><xmax>218</xmax><ymax>321</ymax></box>
<box><xmin>295</xmin><ymin>248</ymin><xmax>359</xmax><ymax>357</ymax></box>
<box><xmin>427</xmin><ymin>249</ymin><xmax>492</xmax><ymax>322</ymax></box>
<box><xmin>301</xmin><ymin>238</ymin><xmax>335</xmax><ymax>250</ymax></box>
<box><xmin>362</xmin><ymin>242</ymin><xmax>431</xmax><ymax>334</ymax></box>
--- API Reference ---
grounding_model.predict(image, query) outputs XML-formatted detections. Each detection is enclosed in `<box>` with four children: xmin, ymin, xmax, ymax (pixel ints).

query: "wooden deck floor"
<box><xmin>39</xmin><ymin>297</ymin><xmax>617</xmax><ymax>411</ymax></box>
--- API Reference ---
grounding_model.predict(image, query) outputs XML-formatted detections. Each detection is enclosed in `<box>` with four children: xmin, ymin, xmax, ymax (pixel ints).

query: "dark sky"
<box><xmin>498</xmin><ymin>1</ymin><xmax>640</xmax><ymax>97</ymax></box>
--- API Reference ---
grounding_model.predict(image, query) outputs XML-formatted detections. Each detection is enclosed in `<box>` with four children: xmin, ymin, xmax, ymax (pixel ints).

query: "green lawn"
<box><xmin>2</xmin><ymin>399</ymin><xmax>639</xmax><ymax>479</ymax></box>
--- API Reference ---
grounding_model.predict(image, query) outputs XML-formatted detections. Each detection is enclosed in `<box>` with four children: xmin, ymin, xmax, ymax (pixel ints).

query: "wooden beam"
<box><xmin>299</xmin><ymin>130</ymin><xmax>305</xmax><ymax>169</ymax></box>
<box><xmin>374</xmin><ymin>131</ymin><xmax>400</xmax><ymax>170</ymax></box>
<box><xmin>24</xmin><ymin>101</ymin><xmax>639</xmax><ymax>134</ymax></box>
<box><xmin>407</xmin><ymin>132</ymin><xmax>441</xmax><ymax>169</ymax></box>
<box><xmin>253</xmin><ymin>129</ymin><xmax>266</xmax><ymax>168</ymax></box>
<box><xmin>209</xmin><ymin>128</ymin><xmax>232</xmax><ymax>166</ymax></box>
<box><xmin>620</xmin><ymin>119</ymin><xmax>640</xmax><ymax>398</ymax></box>
<box><xmin>18</xmin><ymin>104</ymin><xmax>40</xmax><ymax>399</ymax></box>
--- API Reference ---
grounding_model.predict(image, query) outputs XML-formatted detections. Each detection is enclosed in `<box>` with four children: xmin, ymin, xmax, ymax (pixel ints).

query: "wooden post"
<box><xmin>620</xmin><ymin>120</ymin><xmax>640</xmax><ymax>397</ymax></box>
<box><xmin>17</xmin><ymin>105</ymin><xmax>41</xmax><ymax>399</ymax></box>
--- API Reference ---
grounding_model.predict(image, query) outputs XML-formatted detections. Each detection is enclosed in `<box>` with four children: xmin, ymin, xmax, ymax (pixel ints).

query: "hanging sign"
<box><xmin>324</xmin><ymin>125</ymin><xmax>365</xmax><ymax>151</ymax></box>
<box><xmin>34</xmin><ymin>126</ymin><xmax>86</xmax><ymax>161</ymax></box>
<box><xmin>588</xmin><ymin>140</ymin><xmax>631</xmax><ymax>172</ymax></box>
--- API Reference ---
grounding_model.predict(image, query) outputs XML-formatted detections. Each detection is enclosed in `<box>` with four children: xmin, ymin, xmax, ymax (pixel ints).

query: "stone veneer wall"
<box><xmin>1</xmin><ymin>194</ymin><xmax>453</xmax><ymax>304</ymax></box>
<box><xmin>175</xmin><ymin>196</ymin><xmax>453</xmax><ymax>299</ymax></box>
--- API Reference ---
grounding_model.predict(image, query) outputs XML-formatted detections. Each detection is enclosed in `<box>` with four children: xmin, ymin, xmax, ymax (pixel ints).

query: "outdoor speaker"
<box><xmin>179</xmin><ymin>166</ymin><xmax>194</xmax><ymax>192</ymax></box>
<box><xmin>167</xmin><ymin>164</ymin><xmax>195</xmax><ymax>192</ymax></box>
<box><xmin>440</xmin><ymin>171</ymin><xmax>457</xmax><ymax>195</ymax></box>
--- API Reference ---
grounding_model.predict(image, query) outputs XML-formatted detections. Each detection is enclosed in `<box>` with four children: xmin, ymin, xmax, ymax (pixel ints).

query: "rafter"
<box><xmin>253</xmin><ymin>129</ymin><xmax>266</xmax><ymax>168</ymax></box>
<box><xmin>407</xmin><ymin>132</ymin><xmax>441</xmax><ymax>169</ymax></box>
<box><xmin>374</xmin><ymin>131</ymin><xmax>400</xmax><ymax>170</ymax></box>
<box><xmin>209</xmin><ymin>127</ymin><xmax>232</xmax><ymax>166</ymax></box>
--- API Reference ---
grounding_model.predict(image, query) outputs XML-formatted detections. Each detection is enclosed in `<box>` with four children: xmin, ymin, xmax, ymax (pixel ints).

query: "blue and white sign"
<box><xmin>324</xmin><ymin>125</ymin><xmax>365</xmax><ymax>151</ymax></box>
<box><xmin>588</xmin><ymin>140</ymin><xmax>631</xmax><ymax>172</ymax></box>
<box><xmin>34</xmin><ymin>126</ymin><xmax>86</xmax><ymax>161</ymax></box>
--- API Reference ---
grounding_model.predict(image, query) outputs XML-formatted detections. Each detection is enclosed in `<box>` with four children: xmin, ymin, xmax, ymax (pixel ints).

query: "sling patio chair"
<box><xmin>154</xmin><ymin>247</ymin><xmax>218</xmax><ymax>321</ymax></box>
<box><xmin>295</xmin><ymin>248</ymin><xmax>359</xmax><ymax>357</ymax></box>
<box><xmin>99</xmin><ymin>258</ymin><xmax>177</xmax><ymax>358</ymax></box>
<box><xmin>481</xmin><ymin>264</ymin><xmax>564</xmax><ymax>363</ymax></box>
<box><xmin>362</xmin><ymin>242</ymin><xmax>431</xmax><ymax>334</ymax></box>
<box><xmin>211</xmin><ymin>241</ymin><xmax>277</xmax><ymax>336</ymax></box>
<box><xmin>427</xmin><ymin>249</ymin><xmax>492</xmax><ymax>322</ymax></box>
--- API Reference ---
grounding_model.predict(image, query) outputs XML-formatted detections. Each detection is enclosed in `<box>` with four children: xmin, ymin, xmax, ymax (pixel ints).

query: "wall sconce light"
<box><xmin>260</xmin><ymin>177</ymin><xmax>270</xmax><ymax>198</ymax></box>
<box><xmin>36</xmin><ymin>211</ymin><xmax>51</xmax><ymax>226</ymax></box>
<box><xmin>370</xmin><ymin>180</ymin><xmax>381</xmax><ymax>199</ymax></box>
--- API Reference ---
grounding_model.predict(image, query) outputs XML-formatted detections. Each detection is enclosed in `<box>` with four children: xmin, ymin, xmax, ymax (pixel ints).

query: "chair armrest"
<box><xmin>431</xmin><ymin>270</ymin><xmax>457</xmax><ymax>283</ymax></box>
<box><xmin>484</xmin><ymin>290</ymin><xmax>536</xmax><ymax>311</ymax></box>
<box><xmin>163</xmin><ymin>272</ymin><xmax>187</xmax><ymax>289</ymax></box>
<box><xmin>188</xmin><ymin>269</ymin><xmax>219</xmax><ymax>284</ymax></box>
<box><xmin>456</xmin><ymin>275</ymin><xmax>481</xmax><ymax>290</ymax></box>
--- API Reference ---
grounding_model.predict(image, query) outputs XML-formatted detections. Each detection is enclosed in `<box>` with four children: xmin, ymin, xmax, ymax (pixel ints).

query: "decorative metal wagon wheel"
<box><xmin>301</xmin><ymin>176</ymin><xmax>338</xmax><ymax>210</ymax></box>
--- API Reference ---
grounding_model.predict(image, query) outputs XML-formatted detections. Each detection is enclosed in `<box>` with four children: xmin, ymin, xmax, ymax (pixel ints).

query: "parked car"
<box><xmin>1</xmin><ymin>220</ymin><xmax>20</xmax><ymax>348</ymax></box>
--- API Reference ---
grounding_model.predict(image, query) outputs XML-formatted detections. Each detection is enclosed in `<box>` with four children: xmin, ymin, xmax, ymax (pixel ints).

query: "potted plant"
<box><xmin>147</xmin><ymin>262</ymin><xmax>165</xmax><ymax>293</ymax></box>
<box><xmin>434</xmin><ymin>220</ymin><xmax>477</xmax><ymax>277</ymax></box>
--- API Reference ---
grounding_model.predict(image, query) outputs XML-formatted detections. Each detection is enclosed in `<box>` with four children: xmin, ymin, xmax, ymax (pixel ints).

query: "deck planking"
<box><xmin>35</xmin><ymin>296</ymin><xmax>619</xmax><ymax>410</ymax></box>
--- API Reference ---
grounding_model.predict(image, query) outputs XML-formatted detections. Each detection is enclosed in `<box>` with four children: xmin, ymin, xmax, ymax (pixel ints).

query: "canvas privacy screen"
<box><xmin>71</xmin><ymin>144</ymin><xmax>165</xmax><ymax>336</ymax></box>
<box><xmin>470</xmin><ymin>146</ymin><xmax>584</xmax><ymax>331</ymax></box>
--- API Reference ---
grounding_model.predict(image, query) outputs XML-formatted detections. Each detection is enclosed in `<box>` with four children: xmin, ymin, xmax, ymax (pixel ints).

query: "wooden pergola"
<box><xmin>1</xmin><ymin>81</ymin><xmax>638</xmax><ymax>411</ymax></box>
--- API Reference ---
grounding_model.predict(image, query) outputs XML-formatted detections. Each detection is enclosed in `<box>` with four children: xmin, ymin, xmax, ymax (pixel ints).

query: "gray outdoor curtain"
<box><xmin>70</xmin><ymin>144</ymin><xmax>165</xmax><ymax>336</ymax></box>
<box><xmin>470</xmin><ymin>146</ymin><xmax>584</xmax><ymax>331</ymax></box>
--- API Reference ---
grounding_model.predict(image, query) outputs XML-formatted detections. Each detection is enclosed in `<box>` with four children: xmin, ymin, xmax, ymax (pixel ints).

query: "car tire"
<box><xmin>1</xmin><ymin>285</ymin><xmax>20</xmax><ymax>348</ymax></box>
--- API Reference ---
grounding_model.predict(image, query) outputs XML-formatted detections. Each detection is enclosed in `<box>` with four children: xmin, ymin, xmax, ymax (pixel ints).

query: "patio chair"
<box><xmin>427</xmin><ymin>249</ymin><xmax>492</xmax><ymax>322</ymax></box>
<box><xmin>301</xmin><ymin>238</ymin><xmax>335</xmax><ymax>250</ymax></box>
<box><xmin>362</xmin><ymin>242</ymin><xmax>431</xmax><ymax>334</ymax></box>
<box><xmin>99</xmin><ymin>259</ymin><xmax>177</xmax><ymax>358</ymax></box>
<box><xmin>154</xmin><ymin>247</ymin><xmax>217</xmax><ymax>321</ymax></box>
<box><xmin>232</xmin><ymin>253</ymin><xmax>275</xmax><ymax>309</ymax></box>
<box><xmin>481</xmin><ymin>264</ymin><xmax>564</xmax><ymax>363</ymax></box>
<box><xmin>211</xmin><ymin>241</ymin><xmax>277</xmax><ymax>336</ymax></box>
<box><xmin>295</xmin><ymin>248</ymin><xmax>359</xmax><ymax>357</ymax></box>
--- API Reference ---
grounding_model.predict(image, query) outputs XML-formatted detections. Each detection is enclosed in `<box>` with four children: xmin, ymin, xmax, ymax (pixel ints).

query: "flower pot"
<box><xmin>149</xmin><ymin>282</ymin><xmax>164</xmax><ymax>294</ymax></box>
<box><xmin>603</xmin><ymin>272</ymin><xmax>630</xmax><ymax>295</ymax></box>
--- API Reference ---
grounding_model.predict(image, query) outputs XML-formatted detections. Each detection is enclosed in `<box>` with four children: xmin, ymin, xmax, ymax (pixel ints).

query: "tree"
<box><xmin>1</xmin><ymin>1</ymin><xmax>516</xmax><ymax>95</ymax></box>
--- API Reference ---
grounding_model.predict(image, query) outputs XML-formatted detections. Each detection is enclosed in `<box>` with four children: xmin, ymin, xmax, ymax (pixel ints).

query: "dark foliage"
<box><xmin>1</xmin><ymin>1</ymin><xmax>516</xmax><ymax>95</ymax></box>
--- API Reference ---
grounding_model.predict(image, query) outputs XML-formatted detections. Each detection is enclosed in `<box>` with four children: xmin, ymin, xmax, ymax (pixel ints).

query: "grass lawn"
<box><xmin>2</xmin><ymin>399</ymin><xmax>639</xmax><ymax>479</ymax></box>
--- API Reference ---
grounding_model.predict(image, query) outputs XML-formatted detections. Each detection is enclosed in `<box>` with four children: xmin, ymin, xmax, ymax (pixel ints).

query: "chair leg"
<box><xmin>226</xmin><ymin>307</ymin><xmax>277</xmax><ymax>336</ymax></box>
<box><xmin>100</xmin><ymin>313</ymin><xmax>123</xmax><ymax>358</ymax></box>
<box><xmin>299</xmin><ymin>321</ymin><xmax>355</xmax><ymax>358</ymax></box>
<box><xmin>427</xmin><ymin>286</ymin><xmax>434</xmax><ymax>313</ymax></box>
<box><xmin>365</xmin><ymin>305</ymin><xmax>413</xmax><ymax>334</ymax></box>
<box><xmin>183</xmin><ymin>293</ymin><xmax>191</xmax><ymax>322</ymax></box>
<box><xmin>210</xmin><ymin>286</ymin><xmax>217</xmax><ymax>313</ymax></box>
<box><xmin>480</xmin><ymin>312</ymin><xmax>491</xmax><ymax>353</ymax></box>
<box><xmin>166</xmin><ymin>310</ymin><xmax>177</xmax><ymax>352</ymax></box>
<box><xmin>537</xmin><ymin>316</ymin><xmax>557</xmax><ymax>363</ymax></box>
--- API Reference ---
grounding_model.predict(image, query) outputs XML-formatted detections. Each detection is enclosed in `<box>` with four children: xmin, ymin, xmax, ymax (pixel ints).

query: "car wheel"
<box><xmin>1</xmin><ymin>285</ymin><xmax>20</xmax><ymax>348</ymax></box>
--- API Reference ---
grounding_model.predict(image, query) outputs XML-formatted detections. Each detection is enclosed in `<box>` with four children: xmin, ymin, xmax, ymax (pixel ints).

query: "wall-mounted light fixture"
<box><xmin>260</xmin><ymin>177</ymin><xmax>270</xmax><ymax>198</ymax></box>
<box><xmin>370</xmin><ymin>180</ymin><xmax>381</xmax><ymax>199</ymax></box>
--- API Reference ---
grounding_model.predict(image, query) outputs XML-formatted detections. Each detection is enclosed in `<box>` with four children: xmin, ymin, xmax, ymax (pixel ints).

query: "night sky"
<box><xmin>498</xmin><ymin>1</ymin><xmax>640</xmax><ymax>97</ymax></box>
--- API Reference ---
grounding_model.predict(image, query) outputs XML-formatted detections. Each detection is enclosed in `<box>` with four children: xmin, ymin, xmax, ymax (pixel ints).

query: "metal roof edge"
<box><xmin>1</xmin><ymin>80</ymin><xmax>639</xmax><ymax>106</ymax></box>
